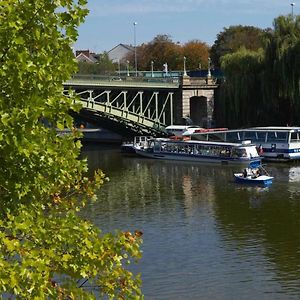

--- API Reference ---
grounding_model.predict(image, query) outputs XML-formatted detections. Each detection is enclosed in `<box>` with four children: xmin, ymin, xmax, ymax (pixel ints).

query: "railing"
<box><xmin>65</xmin><ymin>74</ymin><xmax>180</xmax><ymax>88</ymax></box>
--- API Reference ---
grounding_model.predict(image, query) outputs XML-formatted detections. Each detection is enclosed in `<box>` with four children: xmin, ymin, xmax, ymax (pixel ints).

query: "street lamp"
<box><xmin>133</xmin><ymin>21</ymin><xmax>138</xmax><ymax>77</ymax></box>
<box><xmin>183</xmin><ymin>56</ymin><xmax>187</xmax><ymax>76</ymax></box>
<box><xmin>291</xmin><ymin>2</ymin><xmax>295</xmax><ymax>18</ymax></box>
<box><xmin>207</xmin><ymin>57</ymin><xmax>211</xmax><ymax>78</ymax></box>
<box><xmin>117</xmin><ymin>59</ymin><xmax>120</xmax><ymax>77</ymax></box>
<box><xmin>126</xmin><ymin>60</ymin><xmax>130</xmax><ymax>77</ymax></box>
<box><xmin>151</xmin><ymin>60</ymin><xmax>154</xmax><ymax>77</ymax></box>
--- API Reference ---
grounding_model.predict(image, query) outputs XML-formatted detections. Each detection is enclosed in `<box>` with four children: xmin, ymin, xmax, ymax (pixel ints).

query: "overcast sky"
<box><xmin>74</xmin><ymin>0</ymin><xmax>296</xmax><ymax>53</ymax></box>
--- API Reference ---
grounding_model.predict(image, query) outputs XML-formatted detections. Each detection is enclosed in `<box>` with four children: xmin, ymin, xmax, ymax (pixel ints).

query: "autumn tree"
<box><xmin>0</xmin><ymin>0</ymin><xmax>142</xmax><ymax>299</ymax></box>
<box><xmin>127</xmin><ymin>34</ymin><xmax>209</xmax><ymax>72</ymax></box>
<box><xmin>182</xmin><ymin>40</ymin><xmax>210</xmax><ymax>70</ymax></box>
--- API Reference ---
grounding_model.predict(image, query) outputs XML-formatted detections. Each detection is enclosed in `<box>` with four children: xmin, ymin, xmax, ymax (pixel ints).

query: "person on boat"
<box><xmin>243</xmin><ymin>169</ymin><xmax>248</xmax><ymax>178</ymax></box>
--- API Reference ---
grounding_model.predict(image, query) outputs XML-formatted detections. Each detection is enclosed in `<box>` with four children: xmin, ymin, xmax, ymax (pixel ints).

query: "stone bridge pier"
<box><xmin>179</xmin><ymin>76</ymin><xmax>218</xmax><ymax>128</ymax></box>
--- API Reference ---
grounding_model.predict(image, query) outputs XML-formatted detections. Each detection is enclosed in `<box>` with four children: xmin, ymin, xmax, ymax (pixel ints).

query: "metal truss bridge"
<box><xmin>64</xmin><ymin>75</ymin><xmax>180</xmax><ymax>137</ymax></box>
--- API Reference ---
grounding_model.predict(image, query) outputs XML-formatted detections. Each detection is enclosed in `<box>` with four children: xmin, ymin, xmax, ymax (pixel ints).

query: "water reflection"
<box><xmin>81</xmin><ymin>145</ymin><xmax>300</xmax><ymax>299</ymax></box>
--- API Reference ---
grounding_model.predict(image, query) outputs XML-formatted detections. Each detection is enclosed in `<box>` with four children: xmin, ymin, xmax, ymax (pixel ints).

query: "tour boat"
<box><xmin>190</xmin><ymin>126</ymin><xmax>300</xmax><ymax>162</ymax></box>
<box><xmin>133</xmin><ymin>137</ymin><xmax>261</xmax><ymax>165</ymax></box>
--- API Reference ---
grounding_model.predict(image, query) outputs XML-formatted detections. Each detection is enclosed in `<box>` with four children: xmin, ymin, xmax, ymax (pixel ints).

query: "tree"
<box><xmin>77</xmin><ymin>52</ymin><xmax>116</xmax><ymax>75</ymax></box>
<box><xmin>214</xmin><ymin>15</ymin><xmax>300</xmax><ymax>128</ymax></box>
<box><xmin>211</xmin><ymin>25</ymin><xmax>266</xmax><ymax>68</ymax></box>
<box><xmin>0</xmin><ymin>1</ymin><xmax>142</xmax><ymax>299</ymax></box>
<box><xmin>262</xmin><ymin>15</ymin><xmax>300</xmax><ymax>124</ymax></box>
<box><xmin>127</xmin><ymin>34</ymin><xmax>210</xmax><ymax>72</ymax></box>
<box><xmin>182</xmin><ymin>40</ymin><xmax>210</xmax><ymax>70</ymax></box>
<box><xmin>217</xmin><ymin>47</ymin><xmax>264</xmax><ymax>127</ymax></box>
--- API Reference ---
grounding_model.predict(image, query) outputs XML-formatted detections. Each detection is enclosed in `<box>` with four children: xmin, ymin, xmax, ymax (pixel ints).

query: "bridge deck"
<box><xmin>65</xmin><ymin>76</ymin><xmax>179</xmax><ymax>89</ymax></box>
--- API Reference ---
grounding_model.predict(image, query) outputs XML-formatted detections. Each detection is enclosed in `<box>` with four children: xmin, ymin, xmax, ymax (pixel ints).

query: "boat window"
<box><xmin>231</xmin><ymin>147</ymin><xmax>247</xmax><ymax>158</ymax></box>
<box><xmin>291</xmin><ymin>132</ymin><xmax>299</xmax><ymax>142</ymax></box>
<box><xmin>192</xmin><ymin>134</ymin><xmax>208</xmax><ymax>141</ymax></box>
<box><xmin>207</xmin><ymin>133</ymin><xmax>226</xmax><ymax>141</ymax></box>
<box><xmin>266</xmin><ymin>132</ymin><xmax>288</xmax><ymax>142</ymax></box>
<box><xmin>256</xmin><ymin>132</ymin><xmax>267</xmax><ymax>142</ymax></box>
<box><xmin>153</xmin><ymin>141</ymin><xmax>161</xmax><ymax>151</ymax></box>
<box><xmin>226</xmin><ymin>132</ymin><xmax>240</xmax><ymax>142</ymax></box>
<box><xmin>243</xmin><ymin>131</ymin><xmax>257</xmax><ymax>141</ymax></box>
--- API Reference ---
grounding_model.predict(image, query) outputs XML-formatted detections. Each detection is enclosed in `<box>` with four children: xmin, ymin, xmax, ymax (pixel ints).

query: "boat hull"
<box><xmin>135</xmin><ymin>149</ymin><xmax>260</xmax><ymax>166</ymax></box>
<box><xmin>233</xmin><ymin>173</ymin><xmax>273</xmax><ymax>185</ymax></box>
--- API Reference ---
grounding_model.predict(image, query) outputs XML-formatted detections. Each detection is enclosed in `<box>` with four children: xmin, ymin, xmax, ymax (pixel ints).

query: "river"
<box><xmin>81</xmin><ymin>144</ymin><xmax>300</xmax><ymax>299</ymax></box>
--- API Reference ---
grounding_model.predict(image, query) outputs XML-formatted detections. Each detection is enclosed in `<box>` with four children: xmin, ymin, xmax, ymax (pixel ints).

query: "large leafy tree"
<box><xmin>182</xmin><ymin>40</ymin><xmax>210</xmax><ymax>70</ymax></box>
<box><xmin>215</xmin><ymin>15</ymin><xmax>300</xmax><ymax>127</ymax></box>
<box><xmin>211</xmin><ymin>25</ymin><xmax>266</xmax><ymax>68</ymax></box>
<box><xmin>217</xmin><ymin>48</ymin><xmax>264</xmax><ymax>127</ymax></box>
<box><xmin>135</xmin><ymin>34</ymin><xmax>182</xmax><ymax>71</ymax></box>
<box><xmin>0</xmin><ymin>0</ymin><xmax>142</xmax><ymax>299</ymax></box>
<box><xmin>263</xmin><ymin>15</ymin><xmax>300</xmax><ymax>124</ymax></box>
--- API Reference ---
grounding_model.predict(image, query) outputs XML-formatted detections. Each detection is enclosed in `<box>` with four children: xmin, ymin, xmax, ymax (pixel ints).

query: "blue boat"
<box><xmin>233</xmin><ymin>162</ymin><xmax>274</xmax><ymax>185</ymax></box>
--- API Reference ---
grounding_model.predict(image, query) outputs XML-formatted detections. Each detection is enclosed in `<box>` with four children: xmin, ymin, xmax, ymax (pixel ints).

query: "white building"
<box><xmin>107</xmin><ymin>44</ymin><xmax>134</xmax><ymax>63</ymax></box>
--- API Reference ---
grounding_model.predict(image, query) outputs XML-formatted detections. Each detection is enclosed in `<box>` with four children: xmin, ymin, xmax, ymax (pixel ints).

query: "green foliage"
<box><xmin>218</xmin><ymin>48</ymin><xmax>264</xmax><ymax>127</ymax></box>
<box><xmin>215</xmin><ymin>16</ymin><xmax>300</xmax><ymax>127</ymax></box>
<box><xmin>262</xmin><ymin>15</ymin><xmax>300</xmax><ymax>124</ymax></box>
<box><xmin>0</xmin><ymin>0</ymin><xmax>143</xmax><ymax>298</ymax></box>
<box><xmin>211</xmin><ymin>25</ymin><xmax>266</xmax><ymax>68</ymax></box>
<box><xmin>77</xmin><ymin>52</ymin><xmax>116</xmax><ymax>75</ymax></box>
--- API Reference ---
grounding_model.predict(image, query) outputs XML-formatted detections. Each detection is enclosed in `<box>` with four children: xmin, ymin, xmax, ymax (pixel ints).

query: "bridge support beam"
<box><xmin>180</xmin><ymin>76</ymin><xmax>218</xmax><ymax>127</ymax></box>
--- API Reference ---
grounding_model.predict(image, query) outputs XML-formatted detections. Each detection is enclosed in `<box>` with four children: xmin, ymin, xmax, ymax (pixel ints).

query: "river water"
<box><xmin>81</xmin><ymin>144</ymin><xmax>300</xmax><ymax>300</ymax></box>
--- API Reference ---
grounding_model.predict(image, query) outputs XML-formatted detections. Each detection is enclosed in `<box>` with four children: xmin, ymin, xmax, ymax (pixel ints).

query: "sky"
<box><xmin>74</xmin><ymin>0</ymin><xmax>296</xmax><ymax>53</ymax></box>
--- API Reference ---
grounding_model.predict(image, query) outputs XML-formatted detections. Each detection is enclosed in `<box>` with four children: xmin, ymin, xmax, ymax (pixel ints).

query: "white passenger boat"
<box><xmin>190</xmin><ymin>126</ymin><xmax>300</xmax><ymax>162</ymax></box>
<box><xmin>134</xmin><ymin>137</ymin><xmax>261</xmax><ymax>165</ymax></box>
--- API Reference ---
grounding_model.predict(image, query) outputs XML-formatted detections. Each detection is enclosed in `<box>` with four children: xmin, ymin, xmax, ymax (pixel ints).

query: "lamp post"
<box><xmin>291</xmin><ymin>2</ymin><xmax>295</xmax><ymax>18</ymax></box>
<box><xmin>117</xmin><ymin>59</ymin><xmax>120</xmax><ymax>77</ymax></box>
<box><xmin>207</xmin><ymin>57</ymin><xmax>211</xmax><ymax>78</ymax></box>
<box><xmin>126</xmin><ymin>60</ymin><xmax>130</xmax><ymax>77</ymax></box>
<box><xmin>183</xmin><ymin>56</ymin><xmax>187</xmax><ymax>76</ymax></box>
<box><xmin>151</xmin><ymin>60</ymin><xmax>154</xmax><ymax>77</ymax></box>
<box><xmin>133</xmin><ymin>21</ymin><xmax>138</xmax><ymax>77</ymax></box>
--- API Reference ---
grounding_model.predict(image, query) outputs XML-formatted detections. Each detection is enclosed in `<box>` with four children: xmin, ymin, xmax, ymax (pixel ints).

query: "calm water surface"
<box><xmin>81</xmin><ymin>144</ymin><xmax>300</xmax><ymax>300</ymax></box>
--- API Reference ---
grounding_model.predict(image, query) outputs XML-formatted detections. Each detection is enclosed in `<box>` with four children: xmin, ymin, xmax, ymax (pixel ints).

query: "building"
<box><xmin>107</xmin><ymin>44</ymin><xmax>134</xmax><ymax>63</ymax></box>
<box><xmin>75</xmin><ymin>50</ymin><xmax>98</xmax><ymax>63</ymax></box>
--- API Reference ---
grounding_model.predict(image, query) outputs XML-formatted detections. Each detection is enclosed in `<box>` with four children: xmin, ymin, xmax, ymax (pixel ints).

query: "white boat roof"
<box><xmin>154</xmin><ymin>138</ymin><xmax>254</xmax><ymax>147</ymax></box>
<box><xmin>192</xmin><ymin>126</ymin><xmax>300</xmax><ymax>135</ymax></box>
<box><xmin>165</xmin><ymin>125</ymin><xmax>202</xmax><ymax>130</ymax></box>
<box><xmin>246</xmin><ymin>126</ymin><xmax>300</xmax><ymax>131</ymax></box>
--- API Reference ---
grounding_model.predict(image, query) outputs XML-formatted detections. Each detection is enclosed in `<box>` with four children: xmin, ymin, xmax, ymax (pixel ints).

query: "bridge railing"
<box><xmin>69</xmin><ymin>74</ymin><xmax>179</xmax><ymax>84</ymax></box>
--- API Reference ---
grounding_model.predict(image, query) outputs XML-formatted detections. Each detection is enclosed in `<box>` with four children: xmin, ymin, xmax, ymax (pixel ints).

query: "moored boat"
<box><xmin>134</xmin><ymin>137</ymin><xmax>261</xmax><ymax>165</ymax></box>
<box><xmin>190</xmin><ymin>126</ymin><xmax>300</xmax><ymax>162</ymax></box>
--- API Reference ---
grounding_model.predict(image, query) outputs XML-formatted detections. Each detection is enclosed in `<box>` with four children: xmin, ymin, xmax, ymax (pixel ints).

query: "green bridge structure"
<box><xmin>63</xmin><ymin>74</ymin><xmax>219</xmax><ymax>137</ymax></box>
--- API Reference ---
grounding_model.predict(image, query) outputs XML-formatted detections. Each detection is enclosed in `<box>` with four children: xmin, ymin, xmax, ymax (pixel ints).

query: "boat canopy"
<box><xmin>249</xmin><ymin>160</ymin><xmax>261</xmax><ymax>168</ymax></box>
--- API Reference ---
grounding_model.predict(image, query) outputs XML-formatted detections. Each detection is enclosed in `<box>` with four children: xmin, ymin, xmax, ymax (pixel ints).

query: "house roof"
<box><xmin>75</xmin><ymin>50</ymin><xmax>98</xmax><ymax>63</ymax></box>
<box><xmin>108</xmin><ymin>43</ymin><xmax>134</xmax><ymax>53</ymax></box>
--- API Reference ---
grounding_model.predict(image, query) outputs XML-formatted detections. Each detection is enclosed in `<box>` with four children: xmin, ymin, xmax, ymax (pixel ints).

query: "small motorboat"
<box><xmin>233</xmin><ymin>162</ymin><xmax>274</xmax><ymax>186</ymax></box>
